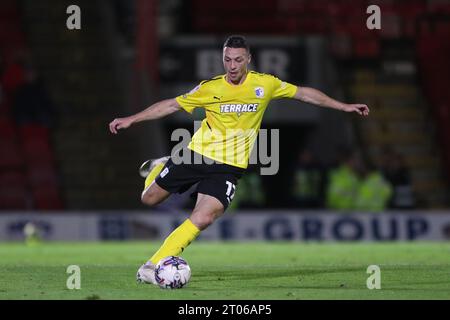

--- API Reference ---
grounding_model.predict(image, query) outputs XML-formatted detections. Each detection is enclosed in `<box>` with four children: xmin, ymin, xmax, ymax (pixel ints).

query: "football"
<box><xmin>155</xmin><ymin>256</ymin><xmax>191</xmax><ymax>289</ymax></box>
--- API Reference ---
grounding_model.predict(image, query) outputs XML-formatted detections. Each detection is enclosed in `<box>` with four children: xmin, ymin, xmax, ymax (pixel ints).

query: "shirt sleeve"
<box><xmin>271</xmin><ymin>76</ymin><xmax>298</xmax><ymax>100</ymax></box>
<box><xmin>175</xmin><ymin>83</ymin><xmax>207</xmax><ymax>114</ymax></box>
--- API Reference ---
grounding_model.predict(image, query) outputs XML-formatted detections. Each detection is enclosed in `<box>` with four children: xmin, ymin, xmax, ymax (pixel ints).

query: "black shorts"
<box><xmin>155</xmin><ymin>150</ymin><xmax>245</xmax><ymax>210</ymax></box>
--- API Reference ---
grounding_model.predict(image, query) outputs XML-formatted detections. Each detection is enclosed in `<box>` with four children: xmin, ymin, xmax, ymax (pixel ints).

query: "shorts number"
<box><xmin>225</xmin><ymin>181</ymin><xmax>236</xmax><ymax>204</ymax></box>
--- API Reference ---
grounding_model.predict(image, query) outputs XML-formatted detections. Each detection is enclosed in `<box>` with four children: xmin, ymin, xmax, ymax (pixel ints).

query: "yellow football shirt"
<box><xmin>175</xmin><ymin>71</ymin><xmax>298</xmax><ymax>169</ymax></box>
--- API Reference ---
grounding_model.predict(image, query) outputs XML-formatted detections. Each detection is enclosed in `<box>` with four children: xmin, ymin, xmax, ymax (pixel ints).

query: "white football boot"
<box><xmin>136</xmin><ymin>261</ymin><xmax>158</xmax><ymax>285</ymax></box>
<box><xmin>139</xmin><ymin>156</ymin><xmax>171</xmax><ymax>178</ymax></box>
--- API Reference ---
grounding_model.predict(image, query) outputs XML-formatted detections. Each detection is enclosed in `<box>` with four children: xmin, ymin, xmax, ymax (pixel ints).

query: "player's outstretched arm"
<box><xmin>109</xmin><ymin>98</ymin><xmax>181</xmax><ymax>134</ymax></box>
<box><xmin>294</xmin><ymin>87</ymin><xmax>369</xmax><ymax>116</ymax></box>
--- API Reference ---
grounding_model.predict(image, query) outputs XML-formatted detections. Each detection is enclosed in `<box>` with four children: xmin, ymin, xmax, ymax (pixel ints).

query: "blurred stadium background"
<box><xmin>1</xmin><ymin>0</ymin><xmax>450</xmax><ymax>244</ymax></box>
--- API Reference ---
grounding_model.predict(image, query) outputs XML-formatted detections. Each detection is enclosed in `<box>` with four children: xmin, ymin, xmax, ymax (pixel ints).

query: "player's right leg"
<box><xmin>140</xmin><ymin>156</ymin><xmax>172</xmax><ymax>207</ymax></box>
<box><xmin>140</xmin><ymin>156</ymin><xmax>171</xmax><ymax>189</ymax></box>
<box><xmin>141</xmin><ymin>180</ymin><xmax>171</xmax><ymax>207</ymax></box>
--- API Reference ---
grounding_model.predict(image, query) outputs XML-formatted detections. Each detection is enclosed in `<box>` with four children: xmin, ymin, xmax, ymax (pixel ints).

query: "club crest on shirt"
<box><xmin>255</xmin><ymin>87</ymin><xmax>264</xmax><ymax>98</ymax></box>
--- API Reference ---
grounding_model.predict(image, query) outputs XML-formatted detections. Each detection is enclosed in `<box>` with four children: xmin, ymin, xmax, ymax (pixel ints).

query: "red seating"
<box><xmin>21</xmin><ymin>138</ymin><xmax>54</xmax><ymax>164</ymax></box>
<box><xmin>0</xmin><ymin>171</ymin><xmax>26</xmax><ymax>187</ymax></box>
<box><xmin>0</xmin><ymin>188</ymin><xmax>29</xmax><ymax>209</ymax></box>
<box><xmin>416</xmin><ymin>18</ymin><xmax>450</xmax><ymax>176</ymax></box>
<box><xmin>0</xmin><ymin>116</ymin><xmax>17</xmax><ymax>137</ymax></box>
<box><xmin>353</xmin><ymin>36</ymin><xmax>380</xmax><ymax>58</ymax></box>
<box><xmin>0</xmin><ymin>118</ymin><xmax>23</xmax><ymax>168</ymax></box>
<box><xmin>277</xmin><ymin>0</ymin><xmax>307</xmax><ymax>14</ymax></box>
<box><xmin>0</xmin><ymin>3</ymin><xmax>20</xmax><ymax>29</ymax></box>
<box><xmin>188</xmin><ymin>0</ymin><xmax>432</xmax><ymax>45</ymax></box>
<box><xmin>296</xmin><ymin>16</ymin><xmax>329</xmax><ymax>34</ymax></box>
<box><xmin>395</xmin><ymin>1</ymin><xmax>426</xmax><ymax>21</ymax></box>
<box><xmin>428</xmin><ymin>1</ymin><xmax>450</xmax><ymax>14</ymax></box>
<box><xmin>27</xmin><ymin>163</ymin><xmax>59</xmax><ymax>186</ymax></box>
<box><xmin>32</xmin><ymin>186</ymin><xmax>63</xmax><ymax>210</ymax></box>
<box><xmin>0</xmin><ymin>23</ymin><xmax>24</xmax><ymax>46</ymax></box>
<box><xmin>0</xmin><ymin>171</ymin><xmax>29</xmax><ymax>209</ymax></box>
<box><xmin>333</xmin><ymin>18</ymin><xmax>368</xmax><ymax>37</ymax></box>
<box><xmin>0</xmin><ymin>0</ymin><xmax>64</xmax><ymax>210</ymax></box>
<box><xmin>0</xmin><ymin>142</ymin><xmax>23</xmax><ymax>168</ymax></box>
<box><xmin>18</xmin><ymin>124</ymin><xmax>50</xmax><ymax>142</ymax></box>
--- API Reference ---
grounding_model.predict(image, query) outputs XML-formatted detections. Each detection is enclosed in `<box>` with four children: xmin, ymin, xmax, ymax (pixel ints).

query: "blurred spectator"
<box><xmin>325</xmin><ymin>148</ymin><xmax>361</xmax><ymax>210</ymax></box>
<box><xmin>380</xmin><ymin>147</ymin><xmax>415</xmax><ymax>209</ymax></box>
<box><xmin>354</xmin><ymin>161</ymin><xmax>393</xmax><ymax>212</ymax></box>
<box><xmin>326</xmin><ymin>148</ymin><xmax>393</xmax><ymax>212</ymax></box>
<box><xmin>12</xmin><ymin>66</ymin><xmax>55</xmax><ymax>127</ymax></box>
<box><xmin>228</xmin><ymin>166</ymin><xmax>265</xmax><ymax>210</ymax></box>
<box><xmin>290</xmin><ymin>149</ymin><xmax>325</xmax><ymax>208</ymax></box>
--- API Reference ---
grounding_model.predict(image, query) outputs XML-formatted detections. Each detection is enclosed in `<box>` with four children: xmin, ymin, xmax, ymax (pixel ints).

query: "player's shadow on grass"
<box><xmin>194</xmin><ymin>266</ymin><xmax>364</xmax><ymax>282</ymax></box>
<box><xmin>383</xmin><ymin>283</ymin><xmax>450</xmax><ymax>292</ymax></box>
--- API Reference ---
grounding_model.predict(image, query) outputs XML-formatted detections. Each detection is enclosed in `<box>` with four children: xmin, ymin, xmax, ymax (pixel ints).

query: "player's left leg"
<box><xmin>144</xmin><ymin>172</ymin><xmax>237</xmax><ymax>268</ymax></box>
<box><xmin>148</xmin><ymin>193</ymin><xmax>224</xmax><ymax>264</ymax></box>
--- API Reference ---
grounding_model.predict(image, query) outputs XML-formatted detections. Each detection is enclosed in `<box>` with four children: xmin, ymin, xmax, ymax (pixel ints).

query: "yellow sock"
<box><xmin>149</xmin><ymin>219</ymin><xmax>200</xmax><ymax>265</ymax></box>
<box><xmin>144</xmin><ymin>163</ymin><xmax>165</xmax><ymax>189</ymax></box>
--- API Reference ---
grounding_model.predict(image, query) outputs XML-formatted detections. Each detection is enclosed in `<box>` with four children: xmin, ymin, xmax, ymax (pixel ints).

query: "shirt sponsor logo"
<box><xmin>220</xmin><ymin>103</ymin><xmax>259</xmax><ymax>116</ymax></box>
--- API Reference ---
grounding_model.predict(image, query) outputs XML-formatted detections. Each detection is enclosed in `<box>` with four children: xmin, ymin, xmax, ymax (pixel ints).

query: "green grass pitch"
<box><xmin>0</xmin><ymin>242</ymin><xmax>449</xmax><ymax>300</ymax></box>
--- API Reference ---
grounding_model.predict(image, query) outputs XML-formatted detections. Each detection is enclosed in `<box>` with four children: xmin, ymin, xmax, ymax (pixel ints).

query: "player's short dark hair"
<box><xmin>223</xmin><ymin>35</ymin><xmax>250</xmax><ymax>53</ymax></box>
